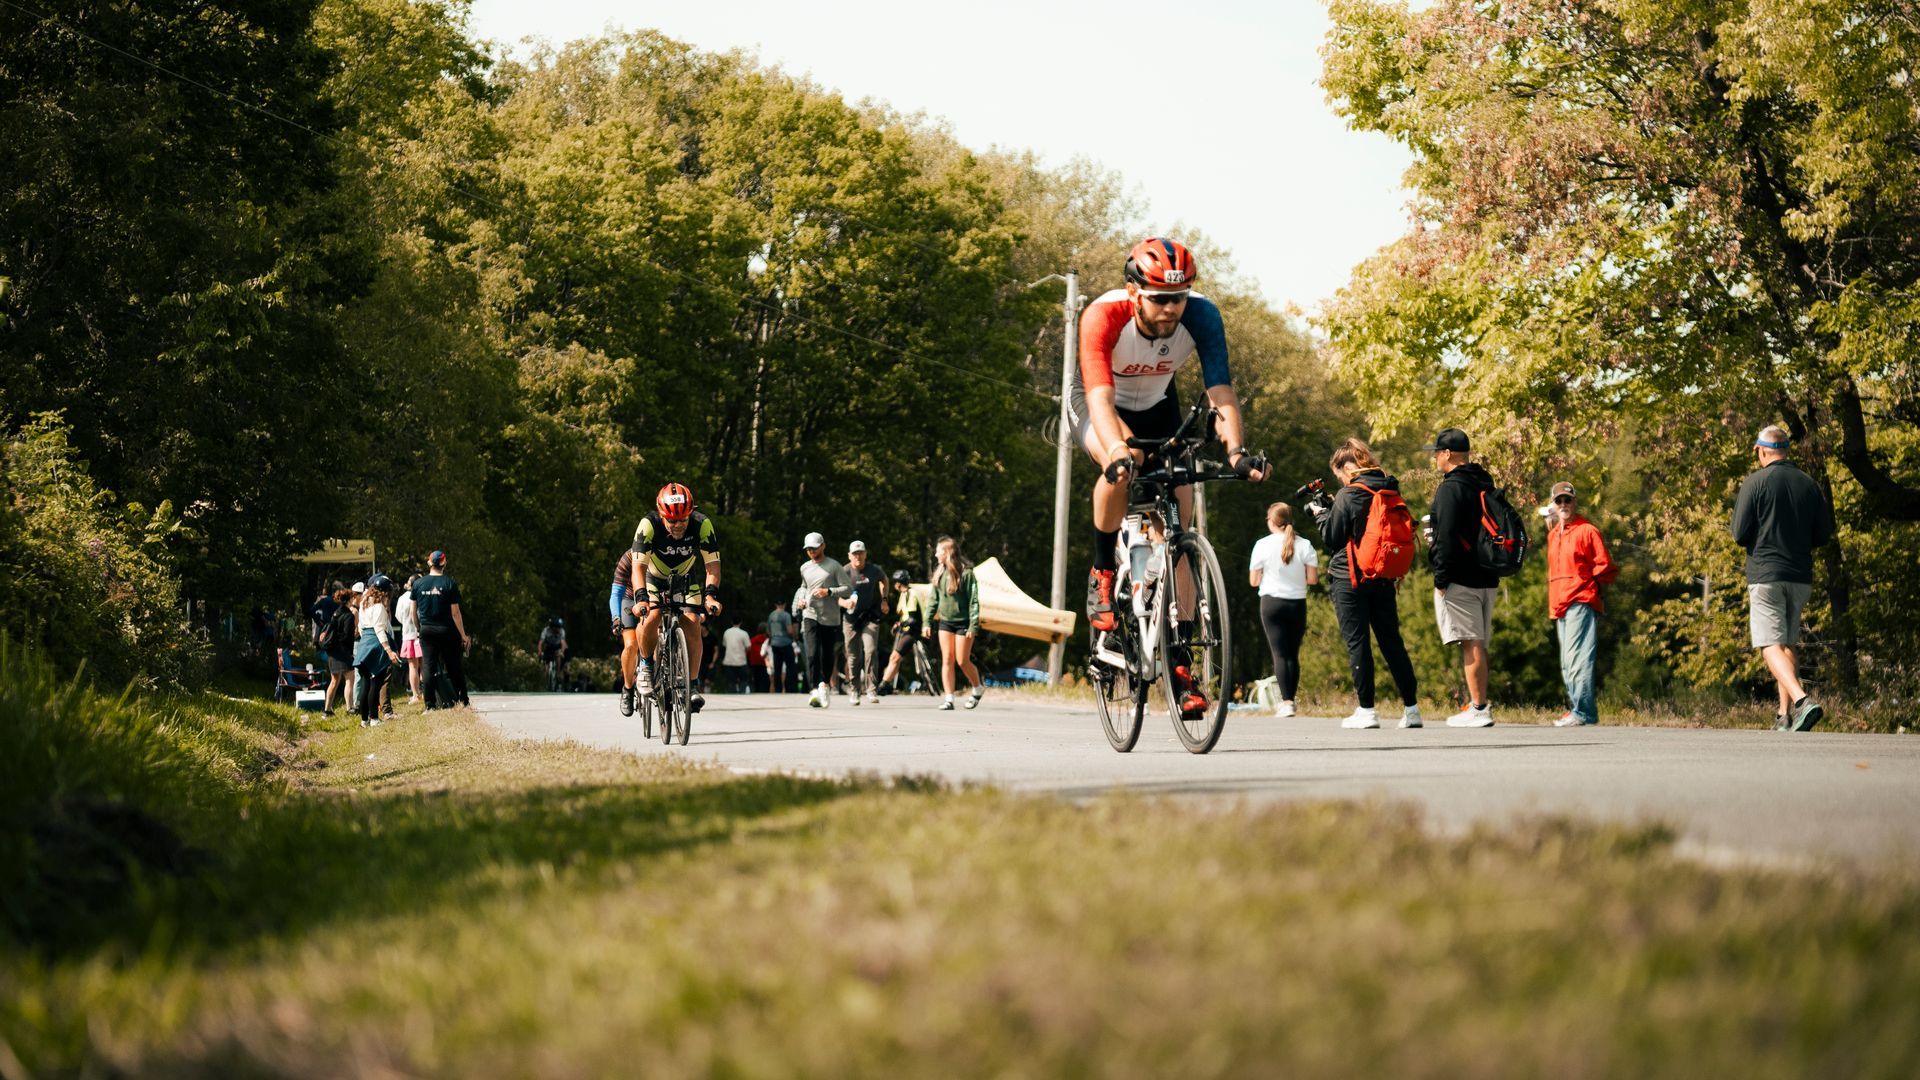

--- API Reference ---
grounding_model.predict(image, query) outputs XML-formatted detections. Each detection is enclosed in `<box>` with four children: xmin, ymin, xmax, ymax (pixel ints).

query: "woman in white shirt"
<box><xmin>395</xmin><ymin>574</ymin><xmax>423</xmax><ymax>704</ymax></box>
<box><xmin>1249</xmin><ymin>502</ymin><xmax>1319</xmax><ymax>716</ymax></box>
<box><xmin>351</xmin><ymin>576</ymin><xmax>401</xmax><ymax>727</ymax></box>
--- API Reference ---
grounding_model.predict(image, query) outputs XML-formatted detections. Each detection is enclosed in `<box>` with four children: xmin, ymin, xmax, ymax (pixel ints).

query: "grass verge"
<box><xmin>3</xmin><ymin>646</ymin><xmax>1919</xmax><ymax>1077</ymax></box>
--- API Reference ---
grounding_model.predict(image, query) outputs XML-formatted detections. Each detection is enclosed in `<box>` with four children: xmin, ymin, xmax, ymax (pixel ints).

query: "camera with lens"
<box><xmin>1294</xmin><ymin>478</ymin><xmax>1333</xmax><ymax>518</ymax></box>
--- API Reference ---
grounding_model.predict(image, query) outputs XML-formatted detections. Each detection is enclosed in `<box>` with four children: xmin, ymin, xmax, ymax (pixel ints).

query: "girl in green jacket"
<box><xmin>927</xmin><ymin>535</ymin><xmax>984</xmax><ymax>710</ymax></box>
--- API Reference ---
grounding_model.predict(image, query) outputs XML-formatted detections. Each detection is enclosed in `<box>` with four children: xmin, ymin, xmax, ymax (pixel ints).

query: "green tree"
<box><xmin>1320</xmin><ymin>0</ymin><xmax>1920</xmax><ymax>695</ymax></box>
<box><xmin>0</xmin><ymin>0</ymin><xmax>373</xmax><ymax>605</ymax></box>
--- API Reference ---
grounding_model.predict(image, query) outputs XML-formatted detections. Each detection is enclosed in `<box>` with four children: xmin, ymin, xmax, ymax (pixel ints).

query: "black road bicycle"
<box><xmin>1089</xmin><ymin>401</ymin><xmax>1258</xmax><ymax>755</ymax></box>
<box><xmin>646</xmin><ymin>573</ymin><xmax>710</xmax><ymax>746</ymax></box>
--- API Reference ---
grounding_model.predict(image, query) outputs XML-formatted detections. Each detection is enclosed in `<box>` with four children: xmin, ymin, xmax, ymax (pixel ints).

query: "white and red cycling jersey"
<box><xmin>1071</xmin><ymin>289</ymin><xmax>1232</xmax><ymax>415</ymax></box>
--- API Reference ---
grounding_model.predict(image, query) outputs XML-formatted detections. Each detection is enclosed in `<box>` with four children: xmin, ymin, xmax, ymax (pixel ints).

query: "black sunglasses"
<box><xmin>1553</xmin><ymin>495</ymin><xmax>1574</xmax><ymax>504</ymax></box>
<box><xmin>1140</xmin><ymin>292</ymin><xmax>1188</xmax><ymax>306</ymax></box>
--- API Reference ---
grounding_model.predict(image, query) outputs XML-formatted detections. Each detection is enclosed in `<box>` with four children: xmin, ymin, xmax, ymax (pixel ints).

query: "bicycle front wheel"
<box><xmin>669</xmin><ymin>624</ymin><xmax>692</xmax><ymax>746</ymax></box>
<box><xmin>1159</xmin><ymin>532</ymin><xmax>1232</xmax><ymax>754</ymax></box>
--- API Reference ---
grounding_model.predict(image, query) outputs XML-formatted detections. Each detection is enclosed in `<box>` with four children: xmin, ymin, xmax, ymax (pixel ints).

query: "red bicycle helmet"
<box><xmin>1124</xmin><ymin>237</ymin><xmax>1198</xmax><ymax>292</ymax></box>
<box><xmin>655</xmin><ymin>482</ymin><xmax>694</xmax><ymax>521</ymax></box>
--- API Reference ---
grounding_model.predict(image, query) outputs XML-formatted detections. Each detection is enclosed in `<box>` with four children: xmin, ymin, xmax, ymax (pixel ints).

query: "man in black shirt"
<box><xmin>1732</xmin><ymin>426</ymin><xmax>1835</xmax><ymax>731</ymax></box>
<box><xmin>411</xmin><ymin>550</ymin><xmax>472</xmax><ymax>709</ymax></box>
<box><xmin>1425</xmin><ymin>428</ymin><xmax>1502</xmax><ymax>727</ymax></box>
<box><xmin>839</xmin><ymin>541</ymin><xmax>888</xmax><ymax>705</ymax></box>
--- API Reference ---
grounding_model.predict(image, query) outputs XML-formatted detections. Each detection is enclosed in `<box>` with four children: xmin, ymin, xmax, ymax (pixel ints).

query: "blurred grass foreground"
<box><xmin>3</xmin><ymin>641</ymin><xmax>1918</xmax><ymax>1078</ymax></box>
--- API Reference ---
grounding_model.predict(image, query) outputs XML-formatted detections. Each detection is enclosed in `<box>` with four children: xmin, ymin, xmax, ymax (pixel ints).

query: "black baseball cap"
<box><xmin>1422</xmin><ymin>428</ymin><xmax>1470</xmax><ymax>453</ymax></box>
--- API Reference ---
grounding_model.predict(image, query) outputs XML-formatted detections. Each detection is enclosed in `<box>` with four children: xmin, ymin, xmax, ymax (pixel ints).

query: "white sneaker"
<box><xmin>1446</xmin><ymin>703</ymin><xmax>1495</xmax><ymax>728</ymax></box>
<box><xmin>819</xmin><ymin>683</ymin><xmax>832</xmax><ymax>708</ymax></box>
<box><xmin>1276</xmin><ymin>700</ymin><xmax>1296</xmax><ymax>718</ymax></box>
<box><xmin>965</xmin><ymin>688</ymin><xmax>983</xmax><ymax>710</ymax></box>
<box><xmin>1400</xmin><ymin>705</ymin><xmax>1423</xmax><ymax>729</ymax></box>
<box><xmin>635</xmin><ymin>664</ymin><xmax>653</xmax><ymax>697</ymax></box>
<box><xmin>940</xmin><ymin>694</ymin><xmax>955</xmax><ymax>711</ymax></box>
<box><xmin>807</xmin><ymin>685</ymin><xmax>824</xmax><ymax>708</ymax></box>
<box><xmin>1341</xmin><ymin>707</ymin><xmax>1379</xmax><ymax>729</ymax></box>
<box><xmin>862</xmin><ymin>692</ymin><xmax>879</xmax><ymax>705</ymax></box>
<box><xmin>850</xmin><ymin>691</ymin><xmax>861</xmax><ymax>707</ymax></box>
<box><xmin>1553</xmin><ymin>711</ymin><xmax>1586</xmax><ymax>727</ymax></box>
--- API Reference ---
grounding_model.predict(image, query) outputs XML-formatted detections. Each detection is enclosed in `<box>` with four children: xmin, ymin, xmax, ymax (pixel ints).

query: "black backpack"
<box><xmin>1472</xmin><ymin>487</ymin><xmax>1531</xmax><ymax>577</ymax></box>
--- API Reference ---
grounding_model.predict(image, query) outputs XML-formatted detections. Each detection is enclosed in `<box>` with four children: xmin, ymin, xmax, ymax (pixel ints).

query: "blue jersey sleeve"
<box><xmin>1181</xmin><ymin>296</ymin><xmax>1231</xmax><ymax>388</ymax></box>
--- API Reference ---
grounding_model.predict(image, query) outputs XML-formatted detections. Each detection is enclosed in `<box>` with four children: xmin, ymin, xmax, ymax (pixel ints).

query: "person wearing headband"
<box><xmin>1731</xmin><ymin>425</ymin><xmax>1835</xmax><ymax>731</ymax></box>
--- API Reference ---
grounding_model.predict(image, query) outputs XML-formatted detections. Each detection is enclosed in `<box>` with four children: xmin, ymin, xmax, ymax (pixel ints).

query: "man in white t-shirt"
<box><xmin>1249</xmin><ymin>503</ymin><xmax>1320</xmax><ymax>717</ymax></box>
<box><xmin>720</xmin><ymin>618</ymin><xmax>753</xmax><ymax>694</ymax></box>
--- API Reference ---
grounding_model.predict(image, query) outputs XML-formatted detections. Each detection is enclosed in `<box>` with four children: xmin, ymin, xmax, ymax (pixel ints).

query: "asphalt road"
<box><xmin>472</xmin><ymin>689</ymin><xmax>1920</xmax><ymax>869</ymax></box>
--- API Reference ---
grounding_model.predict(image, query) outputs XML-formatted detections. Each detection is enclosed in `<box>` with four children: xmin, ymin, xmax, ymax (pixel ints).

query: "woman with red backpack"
<box><xmin>1310</xmin><ymin>438</ymin><xmax>1422</xmax><ymax>730</ymax></box>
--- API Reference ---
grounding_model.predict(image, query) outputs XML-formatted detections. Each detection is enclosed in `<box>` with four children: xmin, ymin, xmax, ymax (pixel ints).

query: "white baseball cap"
<box><xmin>803</xmin><ymin>531</ymin><xmax>825</xmax><ymax>549</ymax></box>
<box><xmin>848</xmin><ymin>540</ymin><xmax>866</xmax><ymax>553</ymax></box>
<box><xmin>351</xmin><ymin>581</ymin><xmax>366</xmax><ymax>593</ymax></box>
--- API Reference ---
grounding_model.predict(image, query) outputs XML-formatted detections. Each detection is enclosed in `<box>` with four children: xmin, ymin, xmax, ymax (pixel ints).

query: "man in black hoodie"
<box><xmin>1425</xmin><ymin>428</ymin><xmax>1499</xmax><ymax>727</ymax></box>
<box><xmin>1732</xmin><ymin>425</ymin><xmax>1833</xmax><ymax>731</ymax></box>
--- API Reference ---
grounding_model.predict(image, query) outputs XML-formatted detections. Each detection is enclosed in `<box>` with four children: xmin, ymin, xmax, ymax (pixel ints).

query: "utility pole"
<box><xmin>1049</xmin><ymin>272</ymin><xmax>1079</xmax><ymax>685</ymax></box>
<box><xmin>1030</xmin><ymin>271</ymin><xmax>1080</xmax><ymax>686</ymax></box>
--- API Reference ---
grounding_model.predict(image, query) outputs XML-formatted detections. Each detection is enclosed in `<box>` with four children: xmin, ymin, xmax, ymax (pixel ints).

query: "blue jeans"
<box><xmin>1556</xmin><ymin>601</ymin><xmax>1599</xmax><ymax>724</ymax></box>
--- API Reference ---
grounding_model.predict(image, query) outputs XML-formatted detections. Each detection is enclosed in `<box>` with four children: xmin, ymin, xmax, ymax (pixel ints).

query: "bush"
<box><xmin>0</xmin><ymin>414</ymin><xmax>207</xmax><ymax>688</ymax></box>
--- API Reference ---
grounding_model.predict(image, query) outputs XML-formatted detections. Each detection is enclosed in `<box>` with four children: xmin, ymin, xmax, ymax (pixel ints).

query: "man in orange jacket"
<box><xmin>1546</xmin><ymin>482</ymin><xmax>1618</xmax><ymax>726</ymax></box>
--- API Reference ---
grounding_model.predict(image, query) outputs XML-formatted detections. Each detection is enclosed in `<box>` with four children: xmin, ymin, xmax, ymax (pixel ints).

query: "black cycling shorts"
<box><xmin>892</xmin><ymin>625</ymin><xmax>922</xmax><ymax>655</ymax></box>
<box><xmin>619</xmin><ymin>607</ymin><xmax>639</xmax><ymax>631</ymax></box>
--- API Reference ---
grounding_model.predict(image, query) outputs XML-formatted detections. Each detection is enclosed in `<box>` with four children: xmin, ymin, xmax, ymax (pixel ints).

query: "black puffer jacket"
<box><xmin>1430</xmin><ymin>462</ymin><xmax>1500</xmax><ymax>590</ymax></box>
<box><xmin>1316</xmin><ymin>468</ymin><xmax>1400</xmax><ymax>586</ymax></box>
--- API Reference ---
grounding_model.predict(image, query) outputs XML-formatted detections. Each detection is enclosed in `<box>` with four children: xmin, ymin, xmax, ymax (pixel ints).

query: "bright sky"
<box><xmin>465</xmin><ymin>0</ymin><xmax>1413</xmax><ymax>313</ymax></box>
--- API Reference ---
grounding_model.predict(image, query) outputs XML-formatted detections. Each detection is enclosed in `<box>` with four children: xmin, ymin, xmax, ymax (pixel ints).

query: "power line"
<box><xmin>2</xmin><ymin>0</ymin><xmax>1058</xmax><ymax>403</ymax></box>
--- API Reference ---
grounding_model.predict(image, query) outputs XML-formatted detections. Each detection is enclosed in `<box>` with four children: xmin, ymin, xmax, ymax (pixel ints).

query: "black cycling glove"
<box><xmin>1103</xmin><ymin>456</ymin><xmax>1131</xmax><ymax>485</ymax></box>
<box><xmin>1232</xmin><ymin>451</ymin><xmax>1269</xmax><ymax>479</ymax></box>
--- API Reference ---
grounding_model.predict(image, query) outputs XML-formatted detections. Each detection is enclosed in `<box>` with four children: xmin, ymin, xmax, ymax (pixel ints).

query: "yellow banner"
<box><xmin>295</xmin><ymin>539</ymin><xmax>376</xmax><ymax>564</ymax></box>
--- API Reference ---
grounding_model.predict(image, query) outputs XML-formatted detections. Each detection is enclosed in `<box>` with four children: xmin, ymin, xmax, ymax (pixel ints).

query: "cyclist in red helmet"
<box><xmin>1070</xmin><ymin>238</ymin><xmax>1267</xmax><ymax>711</ymax></box>
<box><xmin>631</xmin><ymin>482</ymin><xmax>723</xmax><ymax>708</ymax></box>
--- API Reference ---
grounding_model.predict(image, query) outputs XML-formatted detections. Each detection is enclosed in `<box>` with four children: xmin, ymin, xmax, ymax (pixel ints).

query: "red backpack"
<box><xmin>1347</xmin><ymin>483</ymin><xmax>1417</xmax><ymax>586</ymax></box>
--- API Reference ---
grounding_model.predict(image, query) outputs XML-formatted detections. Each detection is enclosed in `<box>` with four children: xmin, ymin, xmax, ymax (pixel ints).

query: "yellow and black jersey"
<box><xmin>632</xmin><ymin>511</ymin><xmax>720</xmax><ymax>579</ymax></box>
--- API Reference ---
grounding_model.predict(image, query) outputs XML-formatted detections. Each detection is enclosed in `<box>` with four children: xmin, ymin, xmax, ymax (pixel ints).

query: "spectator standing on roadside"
<box><xmin>1426</xmin><ymin>428</ymin><xmax>1501</xmax><ymax>727</ymax></box>
<box><xmin>799</xmin><ymin>532</ymin><xmax>851</xmax><ymax>708</ymax></box>
<box><xmin>1733</xmin><ymin>425</ymin><xmax>1835</xmax><ymax>731</ymax></box>
<box><xmin>767</xmin><ymin>599</ymin><xmax>797</xmax><ymax>693</ymax></box>
<box><xmin>1314</xmin><ymin>439</ymin><xmax>1421</xmax><ymax>730</ymax></box>
<box><xmin>310</xmin><ymin>581</ymin><xmax>343</xmax><ymax>644</ymax></box>
<box><xmin>1545</xmin><ymin>483</ymin><xmax>1618</xmax><ymax>727</ymax></box>
<box><xmin>840</xmin><ymin>540</ymin><xmax>888</xmax><ymax>705</ymax></box>
<box><xmin>411</xmin><ymin>550</ymin><xmax>471</xmax><ymax>709</ymax></box>
<box><xmin>720</xmin><ymin>617</ymin><xmax>752</xmax><ymax>693</ymax></box>
<box><xmin>353</xmin><ymin>576</ymin><xmax>401</xmax><ymax>728</ymax></box>
<box><xmin>1249</xmin><ymin>501</ymin><xmax>1319</xmax><ymax>717</ymax></box>
<box><xmin>395</xmin><ymin>574</ymin><xmax>423</xmax><ymax>704</ymax></box>
<box><xmin>748</xmin><ymin>623</ymin><xmax>770</xmax><ymax>693</ymax></box>
<box><xmin>927</xmin><ymin>535</ymin><xmax>984</xmax><ymax>711</ymax></box>
<box><xmin>319</xmin><ymin>586</ymin><xmax>355</xmax><ymax>716</ymax></box>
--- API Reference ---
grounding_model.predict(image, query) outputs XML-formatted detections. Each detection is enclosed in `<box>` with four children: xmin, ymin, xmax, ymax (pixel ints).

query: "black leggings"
<box><xmin>1327</xmin><ymin>574</ymin><xmax>1418</xmax><ymax>710</ymax></box>
<box><xmin>1258</xmin><ymin>596</ymin><xmax>1307</xmax><ymax>701</ymax></box>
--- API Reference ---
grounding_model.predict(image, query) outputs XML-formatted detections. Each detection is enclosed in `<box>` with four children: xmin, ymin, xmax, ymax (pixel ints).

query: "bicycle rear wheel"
<box><xmin>914</xmin><ymin>640</ymin><xmax>939</xmax><ymax>697</ymax></box>
<box><xmin>1093</xmin><ymin>616</ymin><xmax>1148</xmax><ymax>753</ymax></box>
<box><xmin>1159</xmin><ymin>532</ymin><xmax>1232</xmax><ymax>754</ymax></box>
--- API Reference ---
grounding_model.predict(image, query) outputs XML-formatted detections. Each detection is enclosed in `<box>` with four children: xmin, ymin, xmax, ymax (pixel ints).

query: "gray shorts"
<box><xmin>1435</xmin><ymin>584</ymin><xmax>1498</xmax><ymax>644</ymax></box>
<box><xmin>1749</xmin><ymin>582</ymin><xmax>1812</xmax><ymax>648</ymax></box>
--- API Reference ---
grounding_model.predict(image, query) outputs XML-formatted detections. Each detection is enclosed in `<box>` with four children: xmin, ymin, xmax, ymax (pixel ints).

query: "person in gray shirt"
<box><xmin>1732</xmin><ymin>425</ymin><xmax>1836</xmax><ymax>731</ymax></box>
<box><xmin>797</xmin><ymin>531</ymin><xmax>851</xmax><ymax>708</ymax></box>
<box><xmin>766</xmin><ymin>599</ymin><xmax>797</xmax><ymax>694</ymax></box>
